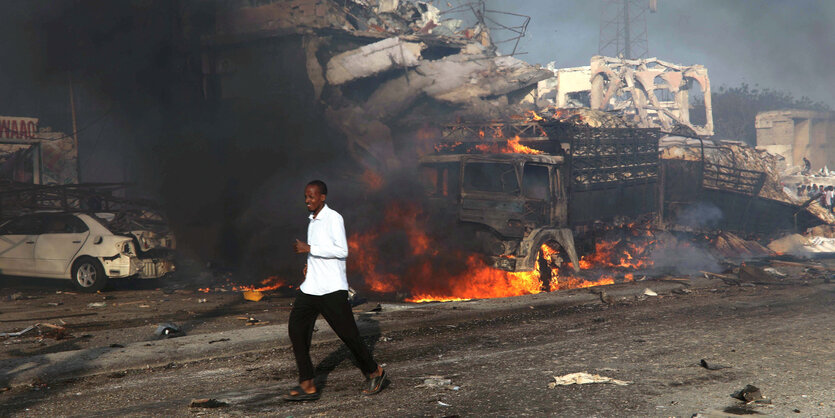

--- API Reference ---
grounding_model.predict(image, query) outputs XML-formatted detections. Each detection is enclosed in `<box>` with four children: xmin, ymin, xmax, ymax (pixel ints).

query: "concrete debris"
<box><xmin>761</xmin><ymin>267</ymin><xmax>787</xmax><ymax>277</ymax></box>
<box><xmin>189</xmin><ymin>398</ymin><xmax>228</xmax><ymax>408</ymax></box>
<box><xmin>804</xmin><ymin>236</ymin><xmax>835</xmax><ymax>253</ymax></box>
<box><xmin>731</xmin><ymin>384</ymin><xmax>764</xmax><ymax>403</ymax></box>
<box><xmin>642</xmin><ymin>288</ymin><xmax>658</xmax><ymax>297</ymax></box>
<box><xmin>598</xmin><ymin>291</ymin><xmax>615</xmax><ymax>305</ymax></box>
<box><xmin>768</xmin><ymin>233</ymin><xmax>835</xmax><ymax>256</ymax></box>
<box><xmin>326</xmin><ymin>37</ymin><xmax>425</xmax><ymax>85</ymax></box>
<box><xmin>328</xmin><ymin>51</ymin><xmax>551</xmax><ymax>171</ymax></box>
<box><xmin>548</xmin><ymin>372</ymin><xmax>632</xmax><ymax>387</ymax></box>
<box><xmin>0</xmin><ymin>325</ymin><xmax>35</xmax><ymax>338</ymax></box>
<box><xmin>738</xmin><ymin>264</ymin><xmax>780</xmax><ymax>284</ymax></box>
<box><xmin>86</xmin><ymin>302</ymin><xmax>107</xmax><ymax>308</ymax></box>
<box><xmin>416</xmin><ymin>376</ymin><xmax>452</xmax><ymax>388</ymax></box>
<box><xmin>700</xmin><ymin>359</ymin><xmax>730</xmax><ymax>370</ymax></box>
<box><xmin>154</xmin><ymin>323</ymin><xmax>183</xmax><ymax>338</ymax></box>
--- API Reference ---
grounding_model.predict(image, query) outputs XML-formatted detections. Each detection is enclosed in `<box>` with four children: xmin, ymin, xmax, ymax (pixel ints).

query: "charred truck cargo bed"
<box><xmin>540</xmin><ymin>123</ymin><xmax>663</xmax><ymax>225</ymax></box>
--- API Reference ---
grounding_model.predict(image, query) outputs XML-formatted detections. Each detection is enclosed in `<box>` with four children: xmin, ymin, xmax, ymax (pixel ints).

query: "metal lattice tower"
<box><xmin>598</xmin><ymin>0</ymin><xmax>650</xmax><ymax>59</ymax></box>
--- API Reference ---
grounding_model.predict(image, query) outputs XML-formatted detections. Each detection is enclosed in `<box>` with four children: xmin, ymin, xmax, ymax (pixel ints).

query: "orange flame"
<box><xmin>348</xmin><ymin>203</ymin><xmax>657</xmax><ymax>303</ymax></box>
<box><xmin>198</xmin><ymin>276</ymin><xmax>291</xmax><ymax>293</ymax></box>
<box><xmin>505</xmin><ymin>136</ymin><xmax>543</xmax><ymax>154</ymax></box>
<box><xmin>232</xmin><ymin>275</ymin><xmax>287</xmax><ymax>292</ymax></box>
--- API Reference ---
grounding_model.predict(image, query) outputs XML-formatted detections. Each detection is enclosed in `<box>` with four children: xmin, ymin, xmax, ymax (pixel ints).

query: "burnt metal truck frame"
<box><xmin>420</xmin><ymin>122</ymin><xmax>663</xmax><ymax>273</ymax></box>
<box><xmin>418</xmin><ymin>120</ymin><xmax>822</xmax><ymax>274</ymax></box>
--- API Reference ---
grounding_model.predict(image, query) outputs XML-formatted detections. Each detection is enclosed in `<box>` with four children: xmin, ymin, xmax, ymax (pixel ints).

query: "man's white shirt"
<box><xmin>300</xmin><ymin>204</ymin><xmax>349</xmax><ymax>295</ymax></box>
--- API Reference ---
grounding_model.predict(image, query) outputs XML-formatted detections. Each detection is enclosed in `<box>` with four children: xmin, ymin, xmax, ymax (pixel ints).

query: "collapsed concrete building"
<box><xmin>538</xmin><ymin>56</ymin><xmax>713</xmax><ymax>137</ymax></box>
<box><xmin>201</xmin><ymin>0</ymin><xmax>551</xmax><ymax>174</ymax></box>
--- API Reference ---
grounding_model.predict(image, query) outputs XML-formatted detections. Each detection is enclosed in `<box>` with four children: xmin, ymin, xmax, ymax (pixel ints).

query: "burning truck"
<box><xmin>416</xmin><ymin>112</ymin><xmax>829</xmax><ymax>287</ymax></box>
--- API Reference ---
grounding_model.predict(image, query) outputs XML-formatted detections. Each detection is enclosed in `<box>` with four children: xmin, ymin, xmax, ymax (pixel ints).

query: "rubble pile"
<box><xmin>215</xmin><ymin>0</ymin><xmax>550</xmax><ymax>173</ymax></box>
<box><xmin>539</xmin><ymin>107</ymin><xmax>633</xmax><ymax>129</ymax></box>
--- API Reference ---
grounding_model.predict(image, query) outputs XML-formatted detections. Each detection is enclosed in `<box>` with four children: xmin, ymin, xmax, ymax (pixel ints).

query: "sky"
<box><xmin>481</xmin><ymin>0</ymin><xmax>835</xmax><ymax>107</ymax></box>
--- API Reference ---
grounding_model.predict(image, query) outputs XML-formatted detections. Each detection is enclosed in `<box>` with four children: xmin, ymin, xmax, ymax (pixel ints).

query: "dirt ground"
<box><xmin>1</xmin><ymin>263</ymin><xmax>833</xmax><ymax>417</ymax></box>
<box><xmin>0</xmin><ymin>276</ymin><xmax>303</xmax><ymax>361</ymax></box>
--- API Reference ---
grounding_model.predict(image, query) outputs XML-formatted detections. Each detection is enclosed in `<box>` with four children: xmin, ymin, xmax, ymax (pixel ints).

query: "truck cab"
<box><xmin>419</xmin><ymin>153</ymin><xmax>580</xmax><ymax>273</ymax></box>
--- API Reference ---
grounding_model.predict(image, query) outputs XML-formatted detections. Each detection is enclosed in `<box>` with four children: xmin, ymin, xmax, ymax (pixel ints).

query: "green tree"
<box><xmin>691</xmin><ymin>84</ymin><xmax>830</xmax><ymax>145</ymax></box>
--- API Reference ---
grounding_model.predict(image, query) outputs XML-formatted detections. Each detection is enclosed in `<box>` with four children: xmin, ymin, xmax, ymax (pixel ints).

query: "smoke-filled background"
<box><xmin>0</xmin><ymin>0</ymin><xmax>830</xmax><ymax>284</ymax></box>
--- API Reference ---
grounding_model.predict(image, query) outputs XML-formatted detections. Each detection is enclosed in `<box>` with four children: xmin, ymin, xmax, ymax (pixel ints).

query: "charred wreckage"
<box><xmin>418</xmin><ymin>112</ymin><xmax>830</xmax><ymax>278</ymax></box>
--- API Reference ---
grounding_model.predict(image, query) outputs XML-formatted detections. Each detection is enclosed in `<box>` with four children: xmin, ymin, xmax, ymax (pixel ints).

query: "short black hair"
<box><xmin>307</xmin><ymin>180</ymin><xmax>327</xmax><ymax>195</ymax></box>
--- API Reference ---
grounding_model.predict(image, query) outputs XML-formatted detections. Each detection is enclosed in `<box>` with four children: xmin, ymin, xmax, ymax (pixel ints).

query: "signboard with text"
<box><xmin>0</xmin><ymin>116</ymin><xmax>39</xmax><ymax>140</ymax></box>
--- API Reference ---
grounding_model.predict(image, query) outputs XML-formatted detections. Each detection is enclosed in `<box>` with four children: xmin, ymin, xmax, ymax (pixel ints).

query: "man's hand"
<box><xmin>294</xmin><ymin>239</ymin><xmax>311</xmax><ymax>254</ymax></box>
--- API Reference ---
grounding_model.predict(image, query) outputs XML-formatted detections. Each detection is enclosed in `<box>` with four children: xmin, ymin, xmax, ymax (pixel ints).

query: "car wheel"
<box><xmin>71</xmin><ymin>257</ymin><xmax>107</xmax><ymax>292</ymax></box>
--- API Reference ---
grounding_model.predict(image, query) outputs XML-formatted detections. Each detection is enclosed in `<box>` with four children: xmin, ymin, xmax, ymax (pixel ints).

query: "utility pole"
<box><xmin>68</xmin><ymin>72</ymin><xmax>81</xmax><ymax>183</ymax></box>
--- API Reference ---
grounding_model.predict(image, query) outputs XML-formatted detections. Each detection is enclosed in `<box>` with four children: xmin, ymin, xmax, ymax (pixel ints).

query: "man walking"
<box><xmin>284</xmin><ymin>180</ymin><xmax>387</xmax><ymax>401</ymax></box>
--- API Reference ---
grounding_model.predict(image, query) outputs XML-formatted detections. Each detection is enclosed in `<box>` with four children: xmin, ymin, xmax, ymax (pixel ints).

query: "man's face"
<box><xmin>304</xmin><ymin>184</ymin><xmax>326</xmax><ymax>214</ymax></box>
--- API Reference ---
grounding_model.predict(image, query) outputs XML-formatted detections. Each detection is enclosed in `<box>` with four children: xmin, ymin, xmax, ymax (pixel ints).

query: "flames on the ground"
<box><xmin>348</xmin><ymin>202</ymin><xmax>657</xmax><ymax>302</ymax></box>
<box><xmin>198</xmin><ymin>275</ymin><xmax>291</xmax><ymax>293</ymax></box>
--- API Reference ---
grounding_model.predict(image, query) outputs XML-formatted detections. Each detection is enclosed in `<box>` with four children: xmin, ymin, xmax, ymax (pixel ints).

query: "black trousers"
<box><xmin>288</xmin><ymin>289</ymin><xmax>378</xmax><ymax>382</ymax></box>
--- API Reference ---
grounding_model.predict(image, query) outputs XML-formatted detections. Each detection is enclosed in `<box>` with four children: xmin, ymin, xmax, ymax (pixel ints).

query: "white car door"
<box><xmin>0</xmin><ymin>215</ymin><xmax>42</xmax><ymax>275</ymax></box>
<box><xmin>34</xmin><ymin>214</ymin><xmax>90</xmax><ymax>276</ymax></box>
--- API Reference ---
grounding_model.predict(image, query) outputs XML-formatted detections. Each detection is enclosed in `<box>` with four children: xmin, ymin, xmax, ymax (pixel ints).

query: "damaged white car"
<box><xmin>0</xmin><ymin>212</ymin><xmax>175</xmax><ymax>292</ymax></box>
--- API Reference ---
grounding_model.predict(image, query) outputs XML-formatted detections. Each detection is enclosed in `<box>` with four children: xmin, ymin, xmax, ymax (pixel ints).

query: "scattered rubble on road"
<box><xmin>416</xmin><ymin>376</ymin><xmax>453</xmax><ymax>389</ymax></box>
<box><xmin>700</xmin><ymin>359</ymin><xmax>730</xmax><ymax>370</ymax></box>
<box><xmin>154</xmin><ymin>323</ymin><xmax>183</xmax><ymax>339</ymax></box>
<box><xmin>0</xmin><ymin>325</ymin><xmax>35</xmax><ymax>338</ymax></box>
<box><xmin>189</xmin><ymin>398</ymin><xmax>228</xmax><ymax>408</ymax></box>
<box><xmin>732</xmin><ymin>384</ymin><xmax>765</xmax><ymax>403</ymax></box>
<box><xmin>548</xmin><ymin>372</ymin><xmax>631</xmax><ymax>388</ymax></box>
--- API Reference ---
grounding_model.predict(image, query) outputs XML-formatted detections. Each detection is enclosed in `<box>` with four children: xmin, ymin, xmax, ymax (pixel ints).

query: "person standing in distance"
<box><xmin>284</xmin><ymin>180</ymin><xmax>387</xmax><ymax>401</ymax></box>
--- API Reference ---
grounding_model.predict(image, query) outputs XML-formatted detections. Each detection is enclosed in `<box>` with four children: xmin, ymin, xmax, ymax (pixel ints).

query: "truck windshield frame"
<box><xmin>462</xmin><ymin>162</ymin><xmax>520</xmax><ymax>195</ymax></box>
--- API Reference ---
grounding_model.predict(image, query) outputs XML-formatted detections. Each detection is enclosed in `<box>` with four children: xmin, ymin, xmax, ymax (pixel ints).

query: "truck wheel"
<box><xmin>71</xmin><ymin>257</ymin><xmax>107</xmax><ymax>293</ymax></box>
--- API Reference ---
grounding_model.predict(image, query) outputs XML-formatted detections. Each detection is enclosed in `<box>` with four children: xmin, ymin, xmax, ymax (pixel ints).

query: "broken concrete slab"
<box><xmin>326</xmin><ymin>37</ymin><xmax>425</xmax><ymax>85</ymax></box>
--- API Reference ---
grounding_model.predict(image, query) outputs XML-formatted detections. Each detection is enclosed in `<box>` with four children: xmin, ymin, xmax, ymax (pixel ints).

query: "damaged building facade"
<box><xmin>0</xmin><ymin>116</ymin><xmax>78</xmax><ymax>185</ymax></box>
<box><xmin>538</xmin><ymin>56</ymin><xmax>713</xmax><ymax>136</ymax></box>
<box><xmin>755</xmin><ymin>109</ymin><xmax>835</xmax><ymax>171</ymax></box>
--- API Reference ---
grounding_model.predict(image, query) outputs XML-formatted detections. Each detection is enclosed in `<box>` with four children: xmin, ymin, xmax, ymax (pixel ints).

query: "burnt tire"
<box><xmin>71</xmin><ymin>257</ymin><xmax>107</xmax><ymax>293</ymax></box>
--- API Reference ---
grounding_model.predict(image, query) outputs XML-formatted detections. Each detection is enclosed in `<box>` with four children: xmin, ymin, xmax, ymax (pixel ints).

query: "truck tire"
<box><xmin>71</xmin><ymin>257</ymin><xmax>108</xmax><ymax>293</ymax></box>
